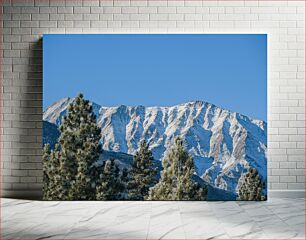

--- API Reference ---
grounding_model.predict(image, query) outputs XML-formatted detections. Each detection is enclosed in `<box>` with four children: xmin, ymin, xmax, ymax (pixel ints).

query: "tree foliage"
<box><xmin>148</xmin><ymin>138</ymin><xmax>207</xmax><ymax>200</ymax></box>
<box><xmin>43</xmin><ymin>143</ymin><xmax>64</xmax><ymax>200</ymax></box>
<box><xmin>43</xmin><ymin>93</ymin><xmax>102</xmax><ymax>200</ymax></box>
<box><xmin>96</xmin><ymin>159</ymin><xmax>127</xmax><ymax>200</ymax></box>
<box><xmin>127</xmin><ymin>140</ymin><xmax>158</xmax><ymax>200</ymax></box>
<box><xmin>237</xmin><ymin>167</ymin><xmax>266</xmax><ymax>201</ymax></box>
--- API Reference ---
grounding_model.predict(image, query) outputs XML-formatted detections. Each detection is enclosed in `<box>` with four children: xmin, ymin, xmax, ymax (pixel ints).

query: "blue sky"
<box><xmin>43</xmin><ymin>34</ymin><xmax>267</xmax><ymax>121</ymax></box>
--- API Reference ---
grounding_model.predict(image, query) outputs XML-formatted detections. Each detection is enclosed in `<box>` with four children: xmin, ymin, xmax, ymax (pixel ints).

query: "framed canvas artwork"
<box><xmin>43</xmin><ymin>34</ymin><xmax>267</xmax><ymax>201</ymax></box>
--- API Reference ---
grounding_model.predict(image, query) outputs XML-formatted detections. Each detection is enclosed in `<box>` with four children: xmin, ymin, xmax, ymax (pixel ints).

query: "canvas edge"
<box><xmin>1</xmin><ymin>190</ymin><xmax>304</xmax><ymax>200</ymax></box>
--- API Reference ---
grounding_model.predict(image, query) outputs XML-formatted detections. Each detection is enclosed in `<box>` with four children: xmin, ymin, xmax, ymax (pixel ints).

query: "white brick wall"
<box><xmin>1</xmin><ymin>0</ymin><xmax>305</xmax><ymax>198</ymax></box>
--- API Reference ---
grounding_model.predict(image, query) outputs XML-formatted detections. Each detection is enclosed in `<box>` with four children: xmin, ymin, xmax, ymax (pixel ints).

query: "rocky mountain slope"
<box><xmin>43</xmin><ymin>97</ymin><xmax>267</xmax><ymax>196</ymax></box>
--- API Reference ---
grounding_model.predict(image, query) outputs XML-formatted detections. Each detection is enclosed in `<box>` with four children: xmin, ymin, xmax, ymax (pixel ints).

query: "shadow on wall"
<box><xmin>3</xmin><ymin>38</ymin><xmax>43</xmax><ymax>200</ymax></box>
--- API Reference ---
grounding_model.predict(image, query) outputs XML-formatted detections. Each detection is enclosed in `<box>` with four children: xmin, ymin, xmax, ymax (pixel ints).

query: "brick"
<box><xmin>251</xmin><ymin>6</ymin><xmax>279</xmax><ymax>14</ymax></box>
<box><xmin>287</xmin><ymin>183</ymin><xmax>305</xmax><ymax>189</ymax></box>
<box><xmin>31</xmin><ymin>13</ymin><xmax>49</xmax><ymax>20</ymax></box>
<box><xmin>65</xmin><ymin>0</ymin><xmax>82</xmax><ymax>7</ymax></box>
<box><xmin>114</xmin><ymin>14</ymin><xmax>130</xmax><ymax>21</ymax></box>
<box><xmin>272</xmin><ymin>169</ymin><xmax>289</xmax><ymax>176</ymax></box>
<box><xmin>12</xmin><ymin>13</ymin><xmax>31</xmax><ymax>20</ymax></box>
<box><xmin>148</xmin><ymin>0</ymin><xmax>167</xmax><ymax>7</ymax></box>
<box><xmin>121</xmin><ymin>7</ymin><xmax>138</xmax><ymax>14</ymax></box>
<box><xmin>139</xmin><ymin>7</ymin><xmax>157</xmax><ymax>14</ymax></box>
<box><xmin>210</xmin><ymin>21</ymin><xmax>234</xmax><ymax>28</ymax></box>
<box><xmin>4</xmin><ymin>176</ymin><xmax>20</xmax><ymax>183</ymax></box>
<box><xmin>83</xmin><ymin>0</ymin><xmax>99</xmax><ymax>6</ymax></box>
<box><xmin>121</xmin><ymin>20</ymin><xmax>139</xmax><ymax>28</ymax></box>
<box><xmin>271</xmin><ymin>183</ymin><xmax>288</xmax><ymax>189</ymax></box>
<box><xmin>21</xmin><ymin>6</ymin><xmax>39</xmax><ymax>14</ymax></box>
<box><xmin>158</xmin><ymin>7</ymin><xmax>176</xmax><ymax>14</ymax></box>
<box><xmin>83</xmin><ymin>13</ymin><xmax>99</xmax><ymax>20</ymax></box>
<box><xmin>4</xmin><ymin>20</ymin><xmax>20</xmax><ymax>28</ymax></box>
<box><xmin>150</xmin><ymin>14</ymin><xmax>167</xmax><ymax>21</ymax></box>
<box><xmin>39</xmin><ymin>21</ymin><xmax>57</xmax><ymax>28</ymax></box>
<box><xmin>99</xmin><ymin>13</ymin><xmax>113</xmax><ymax>20</ymax></box>
<box><xmin>35</xmin><ymin>0</ymin><xmax>49</xmax><ymax>6</ymax></box>
<box><xmin>90</xmin><ymin>6</ymin><xmax>104</xmax><ymax>13</ymax></box>
<box><xmin>97</xmin><ymin>0</ymin><xmax>112</xmax><ymax>7</ymax></box>
<box><xmin>219</xmin><ymin>14</ymin><xmax>244</xmax><ymax>21</ymax></box>
<box><xmin>12</xmin><ymin>170</ymin><xmax>28</xmax><ymax>177</ymax></box>
<box><xmin>74</xmin><ymin>7</ymin><xmax>90</xmax><ymax>14</ymax></box>
<box><xmin>176</xmin><ymin>21</ymin><xmax>194</xmax><ymax>28</ymax></box>
<box><xmin>12</xmin><ymin>0</ymin><xmax>34</xmax><ymax>7</ymax></box>
<box><xmin>130</xmin><ymin>14</ymin><xmax>149</xmax><ymax>21</ymax></box>
<box><xmin>269</xmin><ymin>176</ymin><xmax>279</xmax><ymax>183</ymax></box>
<box><xmin>168</xmin><ymin>14</ymin><xmax>184</xmax><ymax>21</ymax></box>
<box><xmin>234</xmin><ymin>7</ymin><xmax>251</xmax><ymax>13</ymax></box>
<box><xmin>49</xmin><ymin>14</ymin><xmax>65</xmax><ymax>20</ymax></box>
<box><xmin>280</xmin><ymin>162</ymin><xmax>296</xmax><ymax>169</ymax></box>
<box><xmin>177</xmin><ymin>7</ymin><xmax>196</xmax><ymax>14</ymax></box>
<box><xmin>12</xmin><ymin>28</ymin><xmax>31</xmax><ymax>35</ymax></box>
<box><xmin>218</xmin><ymin>1</ymin><xmax>244</xmax><ymax>6</ymax></box>
<box><xmin>89</xmin><ymin>20</ymin><xmax>107</xmax><ymax>28</ymax></box>
<box><xmin>57</xmin><ymin>6</ymin><xmax>73</xmax><ymax>14</ymax></box>
<box><xmin>297</xmin><ymin>176</ymin><xmax>305</xmax><ymax>183</ymax></box>
<box><xmin>65</xmin><ymin>14</ymin><xmax>83</xmax><ymax>21</ymax></box>
<box><xmin>49</xmin><ymin>0</ymin><xmax>65</xmax><ymax>6</ymax></box>
<box><xmin>280</xmin><ymin>176</ymin><xmax>296</xmax><ymax>183</ymax></box>
<box><xmin>74</xmin><ymin>21</ymin><xmax>90</xmax><ymax>28</ymax></box>
<box><xmin>3</xmin><ymin>6</ymin><xmax>22</xmax><ymax>13</ymax></box>
<box><xmin>21</xmin><ymin>21</ymin><xmax>39</xmax><ymax>28</ymax></box>
<box><xmin>185</xmin><ymin>0</ymin><xmax>202</xmax><ymax>7</ymax></box>
<box><xmin>20</xmin><ymin>176</ymin><xmax>37</xmax><ymax>183</ymax></box>
<box><xmin>289</xmin><ymin>134</ymin><xmax>305</xmax><ymax>142</ymax></box>
<box><xmin>289</xmin><ymin>169</ymin><xmax>304</xmax><ymax>176</ymax></box>
<box><xmin>185</xmin><ymin>14</ymin><xmax>202</xmax><ymax>21</ymax></box>
<box><xmin>140</xmin><ymin>20</ymin><xmax>158</xmax><ymax>28</ymax></box>
<box><xmin>103</xmin><ymin>6</ymin><xmax>121</xmax><ymax>14</ymax></box>
<box><xmin>195</xmin><ymin>7</ymin><xmax>209</xmax><ymax>14</ymax></box>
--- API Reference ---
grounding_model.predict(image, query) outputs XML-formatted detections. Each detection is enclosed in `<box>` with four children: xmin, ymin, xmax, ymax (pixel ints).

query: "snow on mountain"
<box><xmin>44</xmin><ymin>97</ymin><xmax>101</xmax><ymax>126</ymax></box>
<box><xmin>43</xmin><ymin>98</ymin><xmax>267</xmax><ymax>195</ymax></box>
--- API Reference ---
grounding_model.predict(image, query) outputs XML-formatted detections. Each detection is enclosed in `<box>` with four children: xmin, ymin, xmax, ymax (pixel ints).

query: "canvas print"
<box><xmin>43</xmin><ymin>34</ymin><xmax>267</xmax><ymax>201</ymax></box>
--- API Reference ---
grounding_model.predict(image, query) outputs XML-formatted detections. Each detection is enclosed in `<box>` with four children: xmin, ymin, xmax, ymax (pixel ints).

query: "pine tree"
<box><xmin>43</xmin><ymin>144</ymin><xmax>63</xmax><ymax>200</ymax></box>
<box><xmin>127</xmin><ymin>140</ymin><xmax>158</xmax><ymax>200</ymax></box>
<box><xmin>96</xmin><ymin>158</ymin><xmax>126</xmax><ymax>200</ymax></box>
<box><xmin>57</xmin><ymin>93</ymin><xmax>102</xmax><ymax>200</ymax></box>
<box><xmin>42</xmin><ymin>144</ymin><xmax>51</xmax><ymax>200</ymax></box>
<box><xmin>238</xmin><ymin>167</ymin><xmax>266</xmax><ymax>201</ymax></box>
<box><xmin>148</xmin><ymin>138</ymin><xmax>207</xmax><ymax>200</ymax></box>
<box><xmin>120</xmin><ymin>168</ymin><xmax>129</xmax><ymax>200</ymax></box>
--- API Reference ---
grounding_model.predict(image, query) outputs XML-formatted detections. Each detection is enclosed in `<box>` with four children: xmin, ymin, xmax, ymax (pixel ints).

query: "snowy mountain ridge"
<box><xmin>43</xmin><ymin>97</ymin><xmax>267</xmax><ymax>195</ymax></box>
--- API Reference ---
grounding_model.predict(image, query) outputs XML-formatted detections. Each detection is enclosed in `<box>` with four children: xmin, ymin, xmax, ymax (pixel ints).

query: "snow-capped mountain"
<box><xmin>43</xmin><ymin>98</ymin><xmax>267</xmax><ymax>195</ymax></box>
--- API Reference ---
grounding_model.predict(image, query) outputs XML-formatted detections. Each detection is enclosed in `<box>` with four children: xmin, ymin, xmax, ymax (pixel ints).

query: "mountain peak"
<box><xmin>184</xmin><ymin>100</ymin><xmax>204</xmax><ymax>105</ymax></box>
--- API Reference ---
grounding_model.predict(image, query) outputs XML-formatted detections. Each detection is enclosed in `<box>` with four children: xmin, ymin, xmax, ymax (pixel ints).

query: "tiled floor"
<box><xmin>1</xmin><ymin>198</ymin><xmax>305</xmax><ymax>239</ymax></box>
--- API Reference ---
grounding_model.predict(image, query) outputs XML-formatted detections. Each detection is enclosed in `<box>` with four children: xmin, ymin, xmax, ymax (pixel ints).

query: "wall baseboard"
<box><xmin>1</xmin><ymin>189</ymin><xmax>305</xmax><ymax>200</ymax></box>
<box><xmin>269</xmin><ymin>190</ymin><xmax>305</xmax><ymax>198</ymax></box>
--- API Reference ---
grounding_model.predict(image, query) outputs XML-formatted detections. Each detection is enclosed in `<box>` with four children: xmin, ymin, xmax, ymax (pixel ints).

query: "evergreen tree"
<box><xmin>42</xmin><ymin>144</ymin><xmax>51</xmax><ymax>200</ymax></box>
<box><xmin>127</xmin><ymin>140</ymin><xmax>158</xmax><ymax>200</ymax></box>
<box><xmin>96</xmin><ymin>158</ymin><xmax>126</xmax><ymax>200</ymax></box>
<box><xmin>120</xmin><ymin>167</ymin><xmax>129</xmax><ymax>200</ymax></box>
<box><xmin>58</xmin><ymin>93</ymin><xmax>102</xmax><ymax>200</ymax></box>
<box><xmin>238</xmin><ymin>167</ymin><xmax>266</xmax><ymax>201</ymax></box>
<box><xmin>148</xmin><ymin>138</ymin><xmax>207</xmax><ymax>200</ymax></box>
<box><xmin>43</xmin><ymin>144</ymin><xmax>63</xmax><ymax>200</ymax></box>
